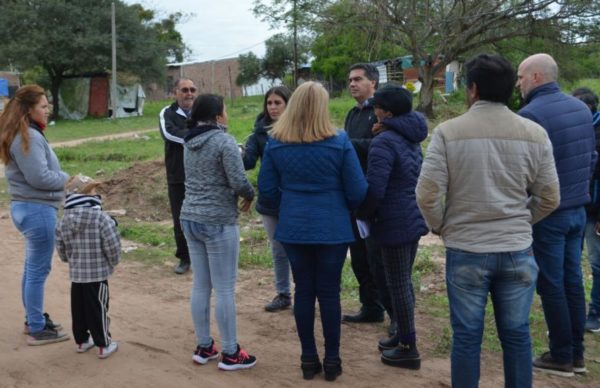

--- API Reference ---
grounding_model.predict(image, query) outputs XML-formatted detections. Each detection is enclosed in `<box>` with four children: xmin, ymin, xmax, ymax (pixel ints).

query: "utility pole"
<box><xmin>111</xmin><ymin>2</ymin><xmax>118</xmax><ymax>119</ymax></box>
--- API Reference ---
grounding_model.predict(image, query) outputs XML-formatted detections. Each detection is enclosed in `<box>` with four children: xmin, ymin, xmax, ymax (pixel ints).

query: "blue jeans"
<box><xmin>532</xmin><ymin>207</ymin><xmax>586</xmax><ymax>362</ymax></box>
<box><xmin>283</xmin><ymin>243</ymin><xmax>348</xmax><ymax>360</ymax></box>
<box><xmin>182</xmin><ymin>220</ymin><xmax>240</xmax><ymax>355</ymax></box>
<box><xmin>584</xmin><ymin>220</ymin><xmax>600</xmax><ymax>316</ymax></box>
<box><xmin>11</xmin><ymin>201</ymin><xmax>57</xmax><ymax>333</ymax></box>
<box><xmin>261</xmin><ymin>214</ymin><xmax>290</xmax><ymax>295</ymax></box>
<box><xmin>446</xmin><ymin>247</ymin><xmax>538</xmax><ymax>388</ymax></box>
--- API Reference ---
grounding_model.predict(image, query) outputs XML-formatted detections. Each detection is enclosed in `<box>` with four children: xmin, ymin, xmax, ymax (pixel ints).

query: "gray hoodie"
<box><xmin>181</xmin><ymin>126</ymin><xmax>254</xmax><ymax>225</ymax></box>
<box><xmin>6</xmin><ymin>126</ymin><xmax>69</xmax><ymax>208</ymax></box>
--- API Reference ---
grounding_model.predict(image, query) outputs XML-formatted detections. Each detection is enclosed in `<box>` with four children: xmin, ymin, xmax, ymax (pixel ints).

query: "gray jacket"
<box><xmin>6</xmin><ymin>126</ymin><xmax>68</xmax><ymax>208</ymax></box>
<box><xmin>56</xmin><ymin>201</ymin><xmax>121</xmax><ymax>283</ymax></box>
<box><xmin>416</xmin><ymin>101</ymin><xmax>560</xmax><ymax>253</ymax></box>
<box><xmin>181</xmin><ymin>126</ymin><xmax>254</xmax><ymax>225</ymax></box>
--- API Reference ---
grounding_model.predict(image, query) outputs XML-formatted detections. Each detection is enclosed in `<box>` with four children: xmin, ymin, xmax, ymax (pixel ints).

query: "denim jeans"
<box><xmin>584</xmin><ymin>220</ymin><xmax>600</xmax><ymax>316</ymax></box>
<box><xmin>181</xmin><ymin>220</ymin><xmax>240</xmax><ymax>355</ymax></box>
<box><xmin>283</xmin><ymin>243</ymin><xmax>348</xmax><ymax>360</ymax></box>
<box><xmin>261</xmin><ymin>214</ymin><xmax>290</xmax><ymax>295</ymax></box>
<box><xmin>11</xmin><ymin>201</ymin><xmax>57</xmax><ymax>333</ymax></box>
<box><xmin>532</xmin><ymin>207</ymin><xmax>586</xmax><ymax>362</ymax></box>
<box><xmin>446</xmin><ymin>247</ymin><xmax>538</xmax><ymax>388</ymax></box>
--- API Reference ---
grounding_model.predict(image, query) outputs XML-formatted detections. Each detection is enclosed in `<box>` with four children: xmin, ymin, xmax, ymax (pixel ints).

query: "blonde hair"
<box><xmin>270</xmin><ymin>82</ymin><xmax>336</xmax><ymax>143</ymax></box>
<box><xmin>0</xmin><ymin>84</ymin><xmax>46</xmax><ymax>164</ymax></box>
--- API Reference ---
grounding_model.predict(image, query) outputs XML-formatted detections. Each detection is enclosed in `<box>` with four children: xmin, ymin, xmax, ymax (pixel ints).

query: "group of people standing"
<box><xmin>159</xmin><ymin>52</ymin><xmax>599</xmax><ymax>386</ymax></box>
<box><xmin>1</xmin><ymin>49</ymin><xmax>598</xmax><ymax>386</ymax></box>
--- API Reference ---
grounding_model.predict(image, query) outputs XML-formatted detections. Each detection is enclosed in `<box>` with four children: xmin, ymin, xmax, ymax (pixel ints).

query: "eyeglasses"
<box><xmin>178</xmin><ymin>87</ymin><xmax>197</xmax><ymax>94</ymax></box>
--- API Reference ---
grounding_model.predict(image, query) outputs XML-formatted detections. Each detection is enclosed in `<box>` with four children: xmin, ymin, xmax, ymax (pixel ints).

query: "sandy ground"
<box><xmin>0</xmin><ymin>212</ymin><xmax>593</xmax><ymax>388</ymax></box>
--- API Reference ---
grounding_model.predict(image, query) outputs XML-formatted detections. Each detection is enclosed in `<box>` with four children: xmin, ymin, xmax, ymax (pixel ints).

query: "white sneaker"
<box><xmin>76</xmin><ymin>337</ymin><xmax>95</xmax><ymax>353</ymax></box>
<box><xmin>98</xmin><ymin>341</ymin><xmax>118</xmax><ymax>359</ymax></box>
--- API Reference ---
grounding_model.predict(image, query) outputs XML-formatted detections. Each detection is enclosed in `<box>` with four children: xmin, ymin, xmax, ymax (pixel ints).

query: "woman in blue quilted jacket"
<box><xmin>258</xmin><ymin>81</ymin><xmax>367</xmax><ymax>382</ymax></box>
<box><xmin>356</xmin><ymin>85</ymin><xmax>428</xmax><ymax>370</ymax></box>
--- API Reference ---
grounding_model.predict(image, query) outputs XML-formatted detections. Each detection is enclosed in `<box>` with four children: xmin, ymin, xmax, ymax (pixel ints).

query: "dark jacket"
<box><xmin>357</xmin><ymin>112</ymin><xmax>429</xmax><ymax>247</ymax></box>
<box><xmin>586</xmin><ymin>112</ymin><xmax>600</xmax><ymax>221</ymax></box>
<box><xmin>344</xmin><ymin>98</ymin><xmax>378</xmax><ymax>173</ymax></box>
<box><xmin>242</xmin><ymin>118</ymin><xmax>277</xmax><ymax>216</ymax></box>
<box><xmin>258</xmin><ymin>131</ymin><xmax>368</xmax><ymax>244</ymax></box>
<box><xmin>519</xmin><ymin>82</ymin><xmax>596</xmax><ymax>211</ymax></box>
<box><xmin>159</xmin><ymin>102</ymin><xmax>189</xmax><ymax>184</ymax></box>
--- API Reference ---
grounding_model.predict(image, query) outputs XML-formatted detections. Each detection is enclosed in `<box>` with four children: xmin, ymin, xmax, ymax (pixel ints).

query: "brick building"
<box><xmin>146</xmin><ymin>57</ymin><xmax>243</xmax><ymax>101</ymax></box>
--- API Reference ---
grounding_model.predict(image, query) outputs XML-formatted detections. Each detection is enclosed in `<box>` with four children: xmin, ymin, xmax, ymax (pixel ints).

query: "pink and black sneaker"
<box><xmin>192</xmin><ymin>339</ymin><xmax>219</xmax><ymax>365</ymax></box>
<box><xmin>218</xmin><ymin>344</ymin><xmax>257</xmax><ymax>371</ymax></box>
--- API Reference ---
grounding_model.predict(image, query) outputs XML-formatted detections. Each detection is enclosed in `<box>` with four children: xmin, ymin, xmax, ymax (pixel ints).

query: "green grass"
<box><xmin>45</xmin><ymin>100</ymin><xmax>171</xmax><ymax>143</ymax></box>
<box><xmin>53</xmin><ymin>131</ymin><xmax>164</xmax><ymax>177</ymax></box>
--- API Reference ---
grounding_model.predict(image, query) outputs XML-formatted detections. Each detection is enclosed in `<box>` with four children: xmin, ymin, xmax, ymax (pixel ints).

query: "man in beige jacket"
<box><xmin>416</xmin><ymin>54</ymin><xmax>560</xmax><ymax>387</ymax></box>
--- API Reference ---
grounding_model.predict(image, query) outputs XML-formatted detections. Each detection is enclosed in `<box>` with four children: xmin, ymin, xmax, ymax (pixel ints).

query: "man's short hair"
<box><xmin>173</xmin><ymin>78</ymin><xmax>193</xmax><ymax>92</ymax></box>
<box><xmin>349</xmin><ymin>63</ymin><xmax>379</xmax><ymax>89</ymax></box>
<box><xmin>465</xmin><ymin>54</ymin><xmax>515</xmax><ymax>105</ymax></box>
<box><xmin>572</xmin><ymin>87</ymin><xmax>599</xmax><ymax>113</ymax></box>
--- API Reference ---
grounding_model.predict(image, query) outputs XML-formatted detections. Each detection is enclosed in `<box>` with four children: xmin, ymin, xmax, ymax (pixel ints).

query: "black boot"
<box><xmin>378</xmin><ymin>334</ymin><xmax>400</xmax><ymax>352</ymax></box>
<box><xmin>381</xmin><ymin>343</ymin><xmax>421</xmax><ymax>370</ymax></box>
<box><xmin>300</xmin><ymin>355</ymin><xmax>322</xmax><ymax>380</ymax></box>
<box><xmin>323</xmin><ymin>357</ymin><xmax>342</xmax><ymax>381</ymax></box>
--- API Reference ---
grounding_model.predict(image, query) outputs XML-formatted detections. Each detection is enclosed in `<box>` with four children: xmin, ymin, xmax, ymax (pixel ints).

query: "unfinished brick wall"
<box><xmin>165</xmin><ymin>58</ymin><xmax>243</xmax><ymax>99</ymax></box>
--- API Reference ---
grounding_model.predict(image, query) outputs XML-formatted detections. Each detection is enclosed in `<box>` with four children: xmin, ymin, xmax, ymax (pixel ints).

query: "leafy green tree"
<box><xmin>0</xmin><ymin>0</ymin><xmax>186</xmax><ymax>118</ymax></box>
<box><xmin>347</xmin><ymin>0</ymin><xmax>600</xmax><ymax>117</ymax></box>
<box><xmin>311</xmin><ymin>0</ymin><xmax>403</xmax><ymax>85</ymax></box>
<box><xmin>236</xmin><ymin>52</ymin><xmax>262</xmax><ymax>88</ymax></box>
<box><xmin>262</xmin><ymin>33</ymin><xmax>310</xmax><ymax>82</ymax></box>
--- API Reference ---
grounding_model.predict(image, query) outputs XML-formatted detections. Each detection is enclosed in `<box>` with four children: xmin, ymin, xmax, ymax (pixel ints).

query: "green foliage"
<box><xmin>310</xmin><ymin>0</ymin><xmax>404</xmax><ymax>84</ymax></box>
<box><xmin>262</xmin><ymin>33</ymin><xmax>310</xmax><ymax>81</ymax></box>
<box><xmin>236</xmin><ymin>52</ymin><xmax>262</xmax><ymax>87</ymax></box>
<box><xmin>0</xmin><ymin>0</ymin><xmax>185</xmax><ymax>118</ymax></box>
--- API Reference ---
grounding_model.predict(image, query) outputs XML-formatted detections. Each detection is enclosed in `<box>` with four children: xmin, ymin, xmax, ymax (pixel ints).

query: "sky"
<box><xmin>125</xmin><ymin>0</ymin><xmax>282</xmax><ymax>63</ymax></box>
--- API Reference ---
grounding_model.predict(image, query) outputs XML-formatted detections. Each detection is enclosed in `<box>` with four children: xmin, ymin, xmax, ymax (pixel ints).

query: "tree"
<box><xmin>253</xmin><ymin>0</ymin><xmax>323</xmax><ymax>86</ymax></box>
<box><xmin>311</xmin><ymin>0</ymin><xmax>403</xmax><ymax>86</ymax></box>
<box><xmin>0</xmin><ymin>0</ymin><xmax>187</xmax><ymax>118</ymax></box>
<box><xmin>236</xmin><ymin>52</ymin><xmax>262</xmax><ymax>89</ymax></box>
<box><xmin>262</xmin><ymin>33</ymin><xmax>310</xmax><ymax>82</ymax></box>
<box><xmin>349</xmin><ymin>0</ymin><xmax>600</xmax><ymax>117</ymax></box>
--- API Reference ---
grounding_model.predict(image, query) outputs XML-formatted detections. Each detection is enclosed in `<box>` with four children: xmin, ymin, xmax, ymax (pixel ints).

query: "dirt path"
<box><xmin>0</xmin><ymin>129</ymin><xmax>155</xmax><ymax>179</ymax></box>
<box><xmin>0</xmin><ymin>211</ymin><xmax>591</xmax><ymax>388</ymax></box>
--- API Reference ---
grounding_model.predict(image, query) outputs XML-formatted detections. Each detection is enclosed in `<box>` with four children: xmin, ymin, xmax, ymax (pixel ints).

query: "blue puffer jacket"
<box><xmin>357</xmin><ymin>111</ymin><xmax>429</xmax><ymax>247</ymax></box>
<box><xmin>258</xmin><ymin>131</ymin><xmax>368</xmax><ymax>244</ymax></box>
<box><xmin>519</xmin><ymin>82</ymin><xmax>596</xmax><ymax>211</ymax></box>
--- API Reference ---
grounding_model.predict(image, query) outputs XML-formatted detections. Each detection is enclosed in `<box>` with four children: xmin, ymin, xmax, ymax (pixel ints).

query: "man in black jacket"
<box><xmin>343</xmin><ymin>63</ymin><xmax>392</xmax><ymax>328</ymax></box>
<box><xmin>159</xmin><ymin>79</ymin><xmax>196</xmax><ymax>274</ymax></box>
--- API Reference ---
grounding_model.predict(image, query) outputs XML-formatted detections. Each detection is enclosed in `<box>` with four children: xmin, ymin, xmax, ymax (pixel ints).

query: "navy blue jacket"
<box><xmin>519</xmin><ymin>82</ymin><xmax>596</xmax><ymax>211</ymax></box>
<box><xmin>357</xmin><ymin>112</ymin><xmax>429</xmax><ymax>247</ymax></box>
<box><xmin>345</xmin><ymin>99</ymin><xmax>378</xmax><ymax>173</ymax></box>
<box><xmin>258</xmin><ymin>131</ymin><xmax>367</xmax><ymax>244</ymax></box>
<box><xmin>587</xmin><ymin>112</ymin><xmax>600</xmax><ymax>220</ymax></box>
<box><xmin>242</xmin><ymin>117</ymin><xmax>277</xmax><ymax>216</ymax></box>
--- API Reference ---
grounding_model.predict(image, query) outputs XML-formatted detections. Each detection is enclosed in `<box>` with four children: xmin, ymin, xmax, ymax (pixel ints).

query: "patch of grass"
<box><xmin>54</xmin><ymin>131</ymin><xmax>164</xmax><ymax>176</ymax></box>
<box><xmin>45</xmin><ymin>100</ymin><xmax>171</xmax><ymax>143</ymax></box>
<box><xmin>0</xmin><ymin>179</ymin><xmax>9</xmax><ymax>209</ymax></box>
<box><xmin>119</xmin><ymin>221</ymin><xmax>175</xmax><ymax>249</ymax></box>
<box><xmin>432</xmin><ymin>325</ymin><xmax>453</xmax><ymax>356</ymax></box>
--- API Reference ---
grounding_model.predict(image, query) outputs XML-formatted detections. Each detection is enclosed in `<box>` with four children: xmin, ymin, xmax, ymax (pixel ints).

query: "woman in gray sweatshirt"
<box><xmin>179</xmin><ymin>94</ymin><xmax>257</xmax><ymax>371</ymax></box>
<box><xmin>0</xmin><ymin>85</ymin><xmax>69</xmax><ymax>345</ymax></box>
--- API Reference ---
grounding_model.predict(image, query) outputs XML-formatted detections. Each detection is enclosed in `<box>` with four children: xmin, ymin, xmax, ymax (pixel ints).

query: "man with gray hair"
<box><xmin>159</xmin><ymin>79</ymin><xmax>197</xmax><ymax>274</ymax></box>
<box><xmin>517</xmin><ymin>53</ymin><xmax>596</xmax><ymax>377</ymax></box>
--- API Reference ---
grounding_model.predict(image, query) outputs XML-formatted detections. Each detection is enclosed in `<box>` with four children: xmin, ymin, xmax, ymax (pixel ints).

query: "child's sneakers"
<box><xmin>76</xmin><ymin>337</ymin><xmax>95</xmax><ymax>353</ymax></box>
<box><xmin>192</xmin><ymin>340</ymin><xmax>220</xmax><ymax>365</ymax></box>
<box><xmin>218</xmin><ymin>344</ymin><xmax>257</xmax><ymax>371</ymax></box>
<box><xmin>98</xmin><ymin>341</ymin><xmax>118</xmax><ymax>359</ymax></box>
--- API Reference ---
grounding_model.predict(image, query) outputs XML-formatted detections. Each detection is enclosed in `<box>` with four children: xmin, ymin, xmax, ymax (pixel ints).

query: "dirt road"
<box><xmin>0</xmin><ymin>211</ymin><xmax>590</xmax><ymax>388</ymax></box>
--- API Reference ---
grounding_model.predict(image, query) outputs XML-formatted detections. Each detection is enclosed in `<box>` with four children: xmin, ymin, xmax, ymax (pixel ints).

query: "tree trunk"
<box><xmin>48</xmin><ymin>72</ymin><xmax>62</xmax><ymax>120</ymax></box>
<box><xmin>417</xmin><ymin>67</ymin><xmax>435</xmax><ymax>119</ymax></box>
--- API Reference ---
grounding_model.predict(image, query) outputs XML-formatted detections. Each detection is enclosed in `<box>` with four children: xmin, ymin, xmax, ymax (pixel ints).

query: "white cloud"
<box><xmin>124</xmin><ymin>0</ymin><xmax>283</xmax><ymax>62</ymax></box>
